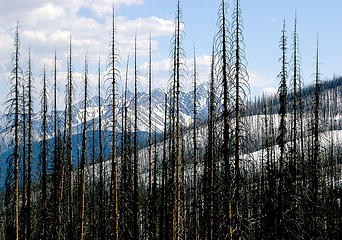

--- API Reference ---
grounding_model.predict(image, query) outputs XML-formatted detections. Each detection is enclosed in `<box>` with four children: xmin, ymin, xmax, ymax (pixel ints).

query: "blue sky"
<box><xmin>0</xmin><ymin>0</ymin><xmax>341</xmax><ymax>110</ymax></box>
<box><xmin>117</xmin><ymin>0</ymin><xmax>342</xmax><ymax>88</ymax></box>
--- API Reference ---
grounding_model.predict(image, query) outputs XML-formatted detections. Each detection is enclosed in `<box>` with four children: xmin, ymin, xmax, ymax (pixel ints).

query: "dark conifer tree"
<box><xmin>51</xmin><ymin>50</ymin><xmax>64</xmax><ymax>240</ymax></box>
<box><xmin>133</xmin><ymin>33</ymin><xmax>140</xmax><ymax>240</ymax></box>
<box><xmin>152</xmin><ymin>124</ymin><xmax>158</xmax><ymax>240</ymax></box>
<box><xmin>230</xmin><ymin>1</ymin><xmax>249</xmax><ymax>238</ymax></box>
<box><xmin>192</xmin><ymin>45</ymin><xmax>199</xmax><ymax>240</ymax></box>
<box><xmin>312</xmin><ymin>38</ymin><xmax>320</xmax><ymax>240</ymax></box>
<box><xmin>277</xmin><ymin>20</ymin><xmax>288</xmax><ymax>239</ymax></box>
<box><xmin>66</xmin><ymin>36</ymin><xmax>74</xmax><ymax>240</ymax></box>
<box><xmin>20</xmin><ymin>49</ymin><xmax>27</xmax><ymax>240</ymax></box>
<box><xmin>79</xmin><ymin>55</ymin><xmax>89</xmax><ymax>240</ymax></box>
<box><xmin>207</xmin><ymin>43</ymin><xmax>216</xmax><ymax>240</ymax></box>
<box><xmin>215</xmin><ymin>1</ymin><xmax>232</xmax><ymax>237</ymax></box>
<box><xmin>148</xmin><ymin>33</ymin><xmax>154</xmax><ymax>240</ymax></box>
<box><xmin>159</xmin><ymin>93</ymin><xmax>168</xmax><ymax>240</ymax></box>
<box><xmin>107</xmin><ymin>7</ymin><xmax>120</xmax><ymax>239</ymax></box>
<box><xmin>91</xmin><ymin>118</ymin><xmax>96</xmax><ymax>240</ymax></box>
<box><xmin>26</xmin><ymin>47</ymin><xmax>34</xmax><ymax>240</ymax></box>
<box><xmin>290</xmin><ymin>14</ymin><xmax>300</xmax><ymax>201</ymax></box>
<box><xmin>97</xmin><ymin>57</ymin><xmax>105</xmax><ymax>240</ymax></box>
<box><xmin>120</xmin><ymin>55</ymin><xmax>134</xmax><ymax>239</ymax></box>
<box><xmin>40</xmin><ymin>67</ymin><xmax>48</xmax><ymax>240</ymax></box>
<box><xmin>5</xmin><ymin>22</ymin><xmax>21</xmax><ymax>240</ymax></box>
<box><xmin>170</xmin><ymin>1</ymin><xmax>186</xmax><ymax>238</ymax></box>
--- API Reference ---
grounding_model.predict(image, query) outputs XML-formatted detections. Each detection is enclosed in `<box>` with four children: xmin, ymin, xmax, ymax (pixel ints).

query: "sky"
<box><xmin>0</xmin><ymin>0</ymin><xmax>341</xmax><ymax>111</ymax></box>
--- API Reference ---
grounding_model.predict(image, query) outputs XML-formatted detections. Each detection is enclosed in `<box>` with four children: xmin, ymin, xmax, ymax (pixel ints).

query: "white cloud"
<box><xmin>139</xmin><ymin>58</ymin><xmax>171</xmax><ymax>90</ymax></box>
<box><xmin>136</xmin><ymin>54</ymin><xmax>212</xmax><ymax>93</ymax></box>
<box><xmin>28</xmin><ymin>3</ymin><xmax>65</xmax><ymax>24</ymax></box>
<box><xmin>262</xmin><ymin>87</ymin><xmax>277</xmax><ymax>96</ymax></box>
<box><xmin>0</xmin><ymin>0</ymin><xmax>144</xmax><ymax>17</ymax></box>
<box><xmin>87</xmin><ymin>0</ymin><xmax>145</xmax><ymax>16</ymax></box>
<box><xmin>249</xmin><ymin>71</ymin><xmax>275</xmax><ymax>87</ymax></box>
<box><xmin>117</xmin><ymin>17</ymin><xmax>174</xmax><ymax>38</ymax></box>
<box><xmin>0</xmin><ymin>0</ymin><xmax>175</xmax><ymax>111</ymax></box>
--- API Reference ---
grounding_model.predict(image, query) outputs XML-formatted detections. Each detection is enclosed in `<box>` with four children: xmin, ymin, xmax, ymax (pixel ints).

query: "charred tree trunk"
<box><xmin>172</xmin><ymin>1</ymin><xmax>184</xmax><ymax>239</ymax></box>
<box><xmin>312</xmin><ymin>39</ymin><xmax>320</xmax><ymax>240</ymax></box>
<box><xmin>26</xmin><ymin>48</ymin><xmax>33</xmax><ymax>240</ymax></box>
<box><xmin>79</xmin><ymin>56</ymin><xmax>88</xmax><ymax>240</ymax></box>
<box><xmin>21</xmin><ymin>53</ymin><xmax>27</xmax><ymax>240</ymax></box>
<box><xmin>208</xmin><ymin>43</ymin><xmax>216</xmax><ymax>240</ymax></box>
<box><xmin>231</xmin><ymin>1</ymin><xmax>249</xmax><ymax>238</ymax></box>
<box><xmin>97</xmin><ymin>57</ymin><xmax>105</xmax><ymax>240</ymax></box>
<box><xmin>133</xmin><ymin>34</ymin><xmax>140</xmax><ymax>240</ymax></box>
<box><xmin>5</xmin><ymin>22</ymin><xmax>21</xmax><ymax>240</ymax></box>
<box><xmin>40</xmin><ymin>67</ymin><xmax>48</xmax><ymax>240</ymax></box>
<box><xmin>13</xmin><ymin>23</ymin><xmax>20</xmax><ymax>240</ymax></box>
<box><xmin>67</xmin><ymin>36</ymin><xmax>74</xmax><ymax>240</ymax></box>
<box><xmin>277</xmin><ymin>20</ymin><xmax>288</xmax><ymax>239</ymax></box>
<box><xmin>216</xmin><ymin>1</ymin><xmax>233</xmax><ymax>237</ymax></box>
<box><xmin>159</xmin><ymin>93</ymin><xmax>168</xmax><ymax>240</ymax></box>
<box><xmin>192</xmin><ymin>46</ymin><xmax>199</xmax><ymax>240</ymax></box>
<box><xmin>148</xmin><ymin>33</ymin><xmax>154</xmax><ymax>240</ymax></box>
<box><xmin>291</xmin><ymin>14</ymin><xmax>299</xmax><ymax>203</ymax></box>
<box><xmin>109</xmin><ymin>8</ymin><xmax>119</xmax><ymax>239</ymax></box>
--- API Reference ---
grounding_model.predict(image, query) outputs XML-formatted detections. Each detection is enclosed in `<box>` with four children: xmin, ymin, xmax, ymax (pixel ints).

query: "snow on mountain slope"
<box><xmin>0</xmin><ymin>82</ymin><xmax>210</xmax><ymax>153</ymax></box>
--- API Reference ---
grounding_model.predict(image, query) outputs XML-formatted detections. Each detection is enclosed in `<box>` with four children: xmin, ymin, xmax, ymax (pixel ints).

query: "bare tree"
<box><xmin>66</xmin><ymin>36</ymin><xmax>74</xmax><ymax>240</ymax></box>
<box><xmin>312</xmin><ymin>38</ymin><xmax>320</xmax><ymax>240</ymax></box>
<box><xmin>192</xmin><ymin>45</ymin><xmax>199</xmax><ymax>240</ymax></box>
<box><xmin>20</xmin><ymin>48</ymin><xmax>28</xmax><ymax>240</ymax></box>
<box><xmin>40</xmin><ymin>67</ymin><xmax>48</xmax><ymax>240</ymax></box>
<box><xmin>26</xmin><ymin>48</ymin><xmax>33</xmax><ymax>240</ymax></box>
<box><xmin>106</xmin><ymin>8</ymin><xmax>120</xmax><ymax>239</ymax></box>
<box><xmin>5</xmin><ymin>22</ymin><xmax>21</xmax><ymax>240</ymax></box>
<box><xmin>231</xmin><ymin>1</ymin><xmax>249</xmax><ymax>238</ymax></box>
<box><xmin>148</xmin><ymin>33</ymin><xmax>154</xmax><ymax>240</ymax></box>
<box><xmin>97</xmin><ymin>57</ymin><xmax>105</xmax><ymax>240</ymax></box>
<box><xmin>277</xmin><ymin>20</ymin><xmax>288</xmax><ymax>239</ymax></box>
<box><xmin>133</xmin><ymin>33</ymin><xmax>140</xmax><ymax>240</ymax></box>
<box><xmin>79</xmin><ymin>55</ymin><xmax>89</xmax><ymax>240</ymax></box>
<box><xmin>170</xmin><ymin>1</ymin><xmax>186</xmax><ymax>238</ymax></box>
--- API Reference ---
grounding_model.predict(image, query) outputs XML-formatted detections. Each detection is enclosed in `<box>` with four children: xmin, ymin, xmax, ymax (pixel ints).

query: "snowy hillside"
<box><xmin>0</xmin><ymin>82</ymin><xmax>210</xmax><ymax>153</ymax></box>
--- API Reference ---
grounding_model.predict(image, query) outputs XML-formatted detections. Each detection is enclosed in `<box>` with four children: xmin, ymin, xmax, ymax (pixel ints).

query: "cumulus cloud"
<box><xmin>0</xmin><ymin>0</ymin><xmax>175</xmax><ymax>111</ymax></box>
<box><xmin>0</xmin><ymin>0</ymin><xmax>144</xmax><ymax>17</ymax></box>
<box><xmin>137</xmin><ymin>54</ymin><xmax>212</xmax><ymax>92</ymax></box>
<box><xmin>249</xmin><ymin>71</ymin><xmax>275</xmax><ymax>87</ymax></box>
<box><xmin>262</xmin><ymin>87</ymin><xmax>277</xmax><ymax>96</ymax></box>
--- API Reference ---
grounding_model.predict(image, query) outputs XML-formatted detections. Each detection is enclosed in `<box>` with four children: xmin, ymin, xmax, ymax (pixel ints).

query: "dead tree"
<box><xmin>79</xmin><ymin>55</ymin><xmax>89</xmax><ymax>240</ymax></box>
<box><xmin>159</xmin><ymin>93</ymin><xmax>168</xmax><ymax>240</ymax></box>
<box><xmin>148</xmin><ymin>33</ymin><xmax>154</xmax><ymax>240</ymax></box>
<box><xmin>133</xmin><ymin>33</ymin><xmax>140</xmax><ymax>240</ymax></box>
<box><xmin>5</xmin><ymin>22</ymin><xmax>21</xmax><ymax>240</ymax></box>
<box><xmin>231</xmin><ymin>1</ymin><xmax>249</xmax><ymax>238</ymax></box>
<box><xmin>276</xmin><ymin>20</ymin><xmax>288</xmax><ymax>239</ymax></box>
<box><xmin>208</xmin><ymin>43</ymin><xmax>216</xmax><ymax>240</ymax></box>
<box><xmin>290</xmin><ymin>14</ymin><xmax>300</xmax><ymax>201</ymax></box>
<box><xmin>20</xmin><ymin>49</ymin><xmax>28</xmax><ymax>240</ymax></box>
<box><xmin>312</xmin><ymin>38</ymin><xmax>320</xmax><ymax>240</ymax></box>
<box><xmin>106</xmin><ymin>8</ymin><xmax>120</xmax><ymax>239</ymax></box>
<box><xmin>66</xmin><ymin>36</ymin><xmax>74</xmax><ymax>240</ymax></box>
<box><xmin>170</xmin><ymin>1</ymin><xmax>186</xmax><ymax>238</ymax></box>
<box><xmin>215</xmin><ymin>1</ymin><xmax>232</xmax><ymax>237</ymax></box>
<box><xmin>26</xmin><ymin>48</ymin><xmax>33</xmax><ymax>240</ymax></box>
<box><xmin>97</xmin><ymin>57</ymin><xmax>105</xmax><ymax>240</ymax></box>
<box><xmin>192</xmin><ymin>45</ymin><xmax>198</xmax><ymax>240</ymax></box>
<box><xmin>40</xmin><ymin>67</ymin><xmax>48</xmax><ymax>240</ymax></box>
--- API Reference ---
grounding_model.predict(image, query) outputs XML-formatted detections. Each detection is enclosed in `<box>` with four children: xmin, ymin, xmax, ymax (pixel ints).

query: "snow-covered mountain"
<box><xmin>2</xmin><ymin>76</ymin><xmax>342</xmax><ymax>158</ymax></box>
<box><xmin>0</xmin><ymin>82</ymin><xmax>210</xmax><ymax>152</ymax></box>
